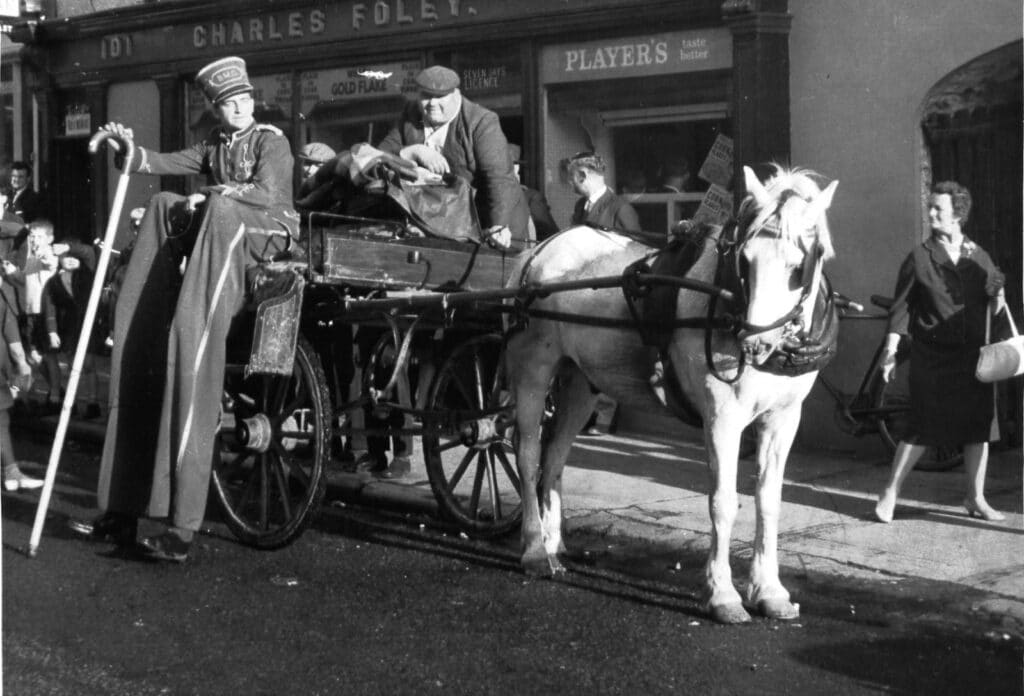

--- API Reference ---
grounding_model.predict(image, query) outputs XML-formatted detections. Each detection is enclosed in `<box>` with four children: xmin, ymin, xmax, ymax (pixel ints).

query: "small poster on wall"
<box><xmin>693</xmin><ymin>183</ymin><xmax>733</xmax><ymax>226</ymax></box>
<box><xmin>698</xmin><ymin>134</ymin><xmax>733</xmax><ymax>188</ymax></box>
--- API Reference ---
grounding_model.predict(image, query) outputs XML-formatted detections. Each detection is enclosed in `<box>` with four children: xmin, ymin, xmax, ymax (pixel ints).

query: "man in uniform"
<box><xmin>70</xmin><ymin>56</ymin><xmax>299</xmax><ymax>562</ymax></box>
<box><xmin>377</xmin><ymin>65</ymin><xmax>528</xmax><ymax>250</ymax></box>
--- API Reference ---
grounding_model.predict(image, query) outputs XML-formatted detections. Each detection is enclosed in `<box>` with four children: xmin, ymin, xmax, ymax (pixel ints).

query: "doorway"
<box><xmin>51</xmin><ymin>137</ymin><xmax>95</xmax><ymax>244</ymax></box>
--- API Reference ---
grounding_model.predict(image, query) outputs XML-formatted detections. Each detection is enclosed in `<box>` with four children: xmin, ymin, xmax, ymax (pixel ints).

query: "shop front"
<box><xmin>12</xmin><ymin>0</ymin><xmax>791</xmax><ymax>248</ymax></box>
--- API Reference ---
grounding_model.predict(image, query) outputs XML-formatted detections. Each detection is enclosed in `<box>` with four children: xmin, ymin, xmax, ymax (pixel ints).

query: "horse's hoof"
<box><xmin>708</xmin><ymin>603</ymin><xmax>752</xmax><ymax>625</ymax></box>
<box><xmin>522</xmin><ymin>554</ymin><xmax>564</xmax><ymax>578</ymax></box>
<box><xmin>757</xmin><ymin>599</ymin><xmax>800</xmax><ymax>620</ymax></box>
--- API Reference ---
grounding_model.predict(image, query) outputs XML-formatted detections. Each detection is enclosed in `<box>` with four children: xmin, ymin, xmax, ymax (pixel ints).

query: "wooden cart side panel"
<box><xmin>312</xmin><ymin>229</ymin><xmax>511</xmax><ymax>292</ymax></box>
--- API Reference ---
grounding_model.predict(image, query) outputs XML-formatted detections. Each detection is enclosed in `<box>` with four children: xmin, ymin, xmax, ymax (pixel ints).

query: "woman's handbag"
<box><xmin>976</xmin><ymin>306</ymin><xmax>1024</xmax><ymax>382</ymax></box>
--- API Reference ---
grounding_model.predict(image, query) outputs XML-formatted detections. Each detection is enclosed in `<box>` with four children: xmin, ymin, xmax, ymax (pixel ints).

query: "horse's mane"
<box><xmin>736</xmin><ymin>164</ymin><xmax>835</xmax><ymax>261</ymax></box>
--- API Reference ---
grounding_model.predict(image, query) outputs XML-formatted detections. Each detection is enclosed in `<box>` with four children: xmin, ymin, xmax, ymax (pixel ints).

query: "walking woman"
<box><xmin>874</xmin><ymin>180</ymin><xmax>1007</xmax><ymax>523</ymax></box>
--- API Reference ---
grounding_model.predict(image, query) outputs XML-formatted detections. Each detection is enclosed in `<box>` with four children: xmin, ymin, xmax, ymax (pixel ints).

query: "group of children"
<box><xmin>0</xmin><ymin>198</ymin><xmax>106</xmax><ymax>491</ymax></box>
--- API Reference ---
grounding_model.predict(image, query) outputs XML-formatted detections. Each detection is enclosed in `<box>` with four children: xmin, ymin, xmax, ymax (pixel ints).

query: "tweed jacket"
<box><xmin>378</xmin><ymin>97</ymin><xmax>529</xmax><ymax>241</ymax></box>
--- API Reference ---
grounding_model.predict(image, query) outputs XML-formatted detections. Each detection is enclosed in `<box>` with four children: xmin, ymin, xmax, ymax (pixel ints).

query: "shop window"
<box><xmin>299</xmin><ymin>61</ymin><xmax>422</xmax><ymax>153</ymax></box>
<box><xmin>436</xmin><ymin>44</ymin><xmax>525</xmax><ymax>152</ymax></box>
<box><xmin>607</xmin><ymin>104</ymin><xmax>730</xmax><ymax>235</ymax></box>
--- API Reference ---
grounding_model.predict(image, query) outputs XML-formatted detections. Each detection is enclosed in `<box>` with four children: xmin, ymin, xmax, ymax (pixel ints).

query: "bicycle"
<box><xmin>816</xmin><ymin>293</ymin><xmax>963</xmax><ymax>472</ymax></box>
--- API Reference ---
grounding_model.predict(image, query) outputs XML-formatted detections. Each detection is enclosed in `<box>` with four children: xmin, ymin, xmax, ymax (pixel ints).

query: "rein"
<box><xmin>514</xmin><ymin>207</ymin><xmax>829</xmax><ymax>382</ymax></box>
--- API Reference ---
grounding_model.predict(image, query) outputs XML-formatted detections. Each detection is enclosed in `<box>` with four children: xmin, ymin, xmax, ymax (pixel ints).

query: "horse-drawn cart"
<box><xmin>211</xmin><ymin>205</ymin><xmax>531</xmax><ymax>549</ymax></box>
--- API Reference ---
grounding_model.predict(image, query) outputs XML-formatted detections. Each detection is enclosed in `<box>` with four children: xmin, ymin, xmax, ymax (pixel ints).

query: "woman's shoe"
<box><xmin>3</xmin><ymin>465</ymin><xmax>43</xmax><ymax>492</ymax></box>
<box><xmin>963</xmin><ymin>498</ymin><xmax>1005</xmax><ymax>522</ymax></box>
<box><xmin>874</xmin><ymin>491</ymin><xmax>897</xmax><ymax>523</ymax></box>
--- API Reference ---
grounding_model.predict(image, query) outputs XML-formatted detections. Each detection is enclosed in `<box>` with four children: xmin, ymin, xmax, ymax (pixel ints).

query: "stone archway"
<box><xmin>920</xmin><ymin>40</ymin><xmax>1023</xmax><ymax>444</ymax></box>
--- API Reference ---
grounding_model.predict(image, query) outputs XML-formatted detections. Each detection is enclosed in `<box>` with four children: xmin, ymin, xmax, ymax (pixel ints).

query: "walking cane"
<box><xmin>26</xmin><ymin>130</ymin><xmax>134</xmax><ymax>557</ymax></box>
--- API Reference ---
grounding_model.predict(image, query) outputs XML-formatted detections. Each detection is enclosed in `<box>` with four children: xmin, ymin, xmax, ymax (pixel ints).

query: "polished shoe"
<box><xmin>964</xmin><ymin>498</ymin><xmax>1005</xmax><ymax>522</ymax></box>
<box><xmin>581</xmin><ymin>426</ymin><xmax>602</xmax><ymax>437</ymax></box>
<box><xmin>376</xmin><ymin>455</ymin><xmax>411</xmax><ymax>480</ymax></box>
<box><xmin>68</xmin><ymin>512</ymin><xmax>137</xmax><ymax>546</ymax></box>
<box><xmin>138</xmin><ymin>532</ymin><xmax>191</xmax><ymax>563</ymax></box>
<box><xmin>3</xmin><ymin>469</ymin><xmax>44</xmax><ymax>492</ymax></box>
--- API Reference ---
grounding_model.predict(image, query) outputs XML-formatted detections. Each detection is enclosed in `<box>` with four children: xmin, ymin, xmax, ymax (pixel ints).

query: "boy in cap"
<box><xmin>378</xmin><ymin>65</ymin><xmax>529</xmax><ymax>250</ymax></box>
<box><xmin>70</xmin><ymin>56</ymin><xmax>299</xmax><ymax>562</ymax></box>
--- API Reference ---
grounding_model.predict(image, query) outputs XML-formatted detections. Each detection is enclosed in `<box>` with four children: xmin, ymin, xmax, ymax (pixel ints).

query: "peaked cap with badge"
<box><xmin>196</xmin><ymin>56</ymin><xmax>254</xmax><ymax>104</ymax></box>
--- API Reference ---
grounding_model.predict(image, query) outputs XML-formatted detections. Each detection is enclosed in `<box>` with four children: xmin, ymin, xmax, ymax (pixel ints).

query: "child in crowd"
<box><xmin>11</xmin><ymin>220</ymin><xmax>64</xmax><ymax>411</ymax></box>
<box><xmin>0</xmin><ymin>273</ymin><xmax>42</xmax><ymax>491</ymax></box>
<box><xmin>43</xmin><ymin>243</ymin><xmax>101</xmax><ymax>418</ymax></box>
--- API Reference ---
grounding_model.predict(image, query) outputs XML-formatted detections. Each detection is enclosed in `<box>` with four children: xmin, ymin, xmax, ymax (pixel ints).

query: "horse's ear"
<box><xmin>802</xmin><ymin>180</ymin><xmax>838</xmax><ymax>228</ymax></box>
<box><xmin>743</xmin><ymin>166</ymin><xmax>772</xmax><ymax>209</ymax></box>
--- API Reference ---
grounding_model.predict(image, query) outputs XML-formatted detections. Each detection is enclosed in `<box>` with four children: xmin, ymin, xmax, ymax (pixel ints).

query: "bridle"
<box><xmin>708</xmin><ymin>193</ymin><xmax>826</xmax><ymax>383</ymax></box>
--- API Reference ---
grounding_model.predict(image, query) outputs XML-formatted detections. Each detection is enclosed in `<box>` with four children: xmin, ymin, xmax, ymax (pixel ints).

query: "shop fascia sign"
<box><xmin>77</xmin><ymin>1</ymin><xmax>660</xmax><ymax>69</ymax></box>
<box><xmin>541</xmin><ymin>28</ymin><xmax>732</xmax><ymax>83</ymax></box>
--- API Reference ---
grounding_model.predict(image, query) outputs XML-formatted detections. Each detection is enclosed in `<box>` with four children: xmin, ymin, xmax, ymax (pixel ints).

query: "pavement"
<box><xmin>13</xmin><ymin>356</ymin><xmax>1024</xmax><ymax>636</ymax></box>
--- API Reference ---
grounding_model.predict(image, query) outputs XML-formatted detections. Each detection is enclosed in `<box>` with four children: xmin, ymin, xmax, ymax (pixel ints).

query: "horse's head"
<box><xmin>734</xmin><ymin>165</ymin><xmax>838</xmax><ymax>365</ymax></box>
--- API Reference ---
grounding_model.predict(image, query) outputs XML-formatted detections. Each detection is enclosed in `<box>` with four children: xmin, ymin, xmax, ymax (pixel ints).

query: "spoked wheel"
<box><xmin>212</xmin><ymin>336</ymin><xmax>331</xmax><ymax>548</ymax></box>
<box><xmin>871</xmin><ymin>368</ymin><xmax>963</xmax><ymax>472</ymax></box>
<box><xmin>422</xmin><ymin>334</ymin><xmax>522</xmax><ymax>538</ymax></box>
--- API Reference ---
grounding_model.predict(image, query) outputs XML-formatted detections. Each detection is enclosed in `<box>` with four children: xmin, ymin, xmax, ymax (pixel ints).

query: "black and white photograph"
<box><xmin>0</xmin><ymin>1</ymin><xmax>1021</xmax><ymax>693</ymax></box>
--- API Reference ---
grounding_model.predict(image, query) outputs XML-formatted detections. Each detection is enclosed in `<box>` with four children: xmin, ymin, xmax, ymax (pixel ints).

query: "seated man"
<box><xmin>377</xmin><ymin>65</ymin><xmax>527</xmax><ymax>250</ymax></box>
<box><xmin>70</xmin><ymin>56</ymin><xmax>299</xmax><ymax>563</ymax></box>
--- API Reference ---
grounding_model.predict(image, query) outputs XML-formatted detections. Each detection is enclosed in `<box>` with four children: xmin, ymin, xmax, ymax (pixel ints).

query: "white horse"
<box><xmin>505</xmin><ymin>166</ymin><xmax>838</xmax><ymax>624</ymax></box>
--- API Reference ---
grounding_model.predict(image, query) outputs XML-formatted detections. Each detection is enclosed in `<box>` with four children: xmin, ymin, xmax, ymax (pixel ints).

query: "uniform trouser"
<box><xmin>98</xmin><ymin>192</ymin><xmax>288</xmax><ymax>531</ymax></box>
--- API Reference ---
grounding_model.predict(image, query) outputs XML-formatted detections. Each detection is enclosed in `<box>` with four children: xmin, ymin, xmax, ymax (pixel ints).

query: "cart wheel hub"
<box><xmin>237</xmin><ymin>414</ymin><xmax>273</xmax><ymax>453</ymax></box>
<box><xmin>462</xmin><ymin>418</ymin><xmax>499</xmax><ymax>449</ymax></box>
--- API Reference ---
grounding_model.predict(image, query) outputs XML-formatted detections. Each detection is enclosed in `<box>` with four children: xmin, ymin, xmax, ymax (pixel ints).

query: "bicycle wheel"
<box><xmin>871</xmin><ymin>369</ymin><xmax>963</xmax><ymax>472</ymax></box>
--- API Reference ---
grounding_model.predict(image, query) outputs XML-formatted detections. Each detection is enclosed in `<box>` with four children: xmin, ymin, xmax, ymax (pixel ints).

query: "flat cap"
<box><xmin>415</xmin><ymin>66</ymin><xmax>460</xmax><ymax>97</ymax></box>
<box><xmin>299</xmin><ymin>142</ymin><xmax>337</xmax><ymax>164</ymax></box>
<box><xmin>196</xmin><ymin>56</ymin><xmax>253</xmax><ymax>104</ymax></box>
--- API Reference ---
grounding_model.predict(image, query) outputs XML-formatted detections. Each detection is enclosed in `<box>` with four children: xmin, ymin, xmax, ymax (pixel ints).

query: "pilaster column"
<box><xmin>155</xmin><ymin>74</ymin><xmax>185</xmax><ymax>194</ymax></box>
<box><xmin>84</xmin><ymin>81</ymin><xmax>109</xmax><ymax>243</ymax></box>
<box><xmin>723</xmin><ymin>0</ymin><xmax>792</xmax><ymax>195</ymax></box>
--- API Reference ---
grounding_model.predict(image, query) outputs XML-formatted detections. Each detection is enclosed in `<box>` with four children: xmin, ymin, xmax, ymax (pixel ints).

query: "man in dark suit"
<box><xmin>509</xmin><ymin>144</ymin><xmax>559</xmax><ymax>242</ymax></box>
<box><xmin>568</xmin><ymin>152</ymin><xmax>641</xmax><ymax>233</ymax></box>
<box><xmin>6</xmin><ymin>161</ymin><xmax>41</xmax><ymax>224</ymax></box>
<box><xmin>378</xmin><ymin>65</ymin><xmax>529</xmax><ymax>250</ymax></box>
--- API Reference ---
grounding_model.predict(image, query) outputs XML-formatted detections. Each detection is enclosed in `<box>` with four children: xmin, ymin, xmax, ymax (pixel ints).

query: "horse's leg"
<box><xmin>704</xmin><ymin>408</ymin><xmax>752</xmax><ymax>625</ymax></box>
<box><xmin>538</xmin><ymin>363</ymin><xmax>599</xmax><ymax>564</ymax></box>
<box><xmin>746</xmin><ymin>404</ymin><xmax>801</xmax><ymax>620</ymax></box>
<box><xmin>507</xmin><ymin>334</ymin><xmax>561</xmax><ymax>577</ymax></box>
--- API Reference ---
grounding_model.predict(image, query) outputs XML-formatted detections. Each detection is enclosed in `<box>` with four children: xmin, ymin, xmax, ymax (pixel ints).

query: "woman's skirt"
<box><xmin>908</xmin><ymin>339</ymin><xmax>994</xmax><ymax>447</ymax></box>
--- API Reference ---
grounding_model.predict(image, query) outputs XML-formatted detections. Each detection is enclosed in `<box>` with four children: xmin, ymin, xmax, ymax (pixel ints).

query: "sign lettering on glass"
<box><xmin>541</xmin><ymin>29</ymin><xmax>732</xmax><ymax>83</ymax></box>
<box><xmin>300</xmin><ymin>61</ymin><xmax>422</xmax><ymax>115</ymax></box>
